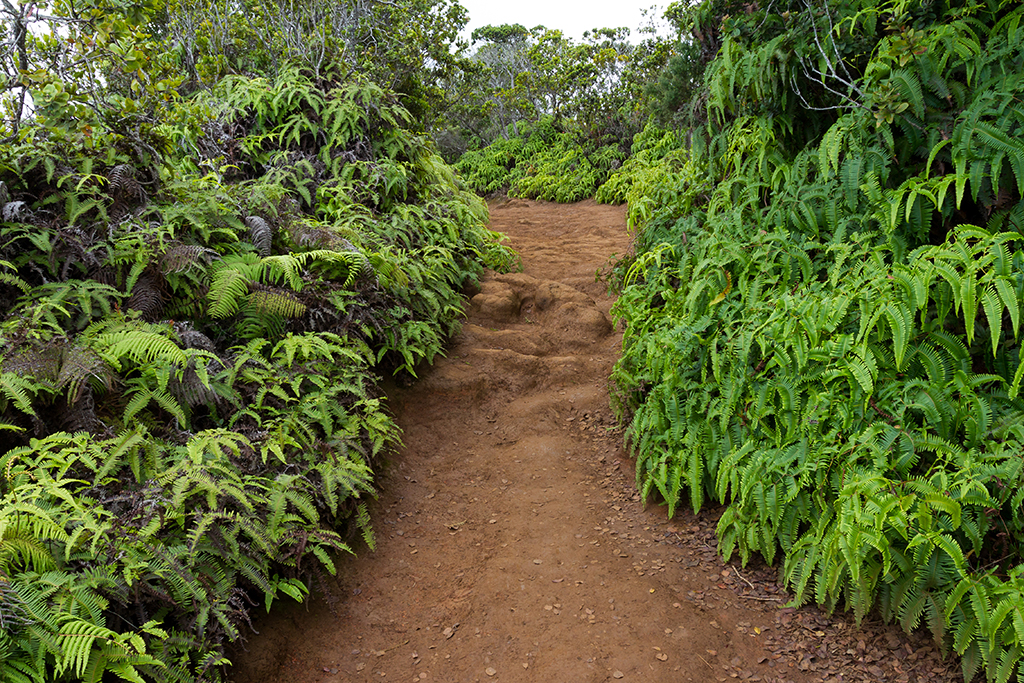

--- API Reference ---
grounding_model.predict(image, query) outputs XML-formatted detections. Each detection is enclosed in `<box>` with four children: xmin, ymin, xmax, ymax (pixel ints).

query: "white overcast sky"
<box><xmin>457</xmin><ymin>1</ymin><xmax>669</xmax><ymax>43</ymax></box>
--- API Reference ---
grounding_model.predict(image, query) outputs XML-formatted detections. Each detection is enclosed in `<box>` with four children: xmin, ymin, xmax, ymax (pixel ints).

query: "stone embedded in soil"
<box><xmin>469</xmin><ymin>283</ymin><xmax>520</xmax><ymax>322</ymax></box>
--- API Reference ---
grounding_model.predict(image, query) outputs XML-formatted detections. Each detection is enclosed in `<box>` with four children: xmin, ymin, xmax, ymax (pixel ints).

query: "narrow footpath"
<box><xmin>232</xmin><ymin>199</ymin><xmax>960</xmax><ymax>683</ymax></box>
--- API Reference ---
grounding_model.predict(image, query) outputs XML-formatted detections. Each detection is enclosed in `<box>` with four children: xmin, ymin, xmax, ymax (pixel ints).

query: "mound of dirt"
<box><xmin>230</xmin><ymin>199</ymin><xmax>960</xmax><ymax>683</ymax></box>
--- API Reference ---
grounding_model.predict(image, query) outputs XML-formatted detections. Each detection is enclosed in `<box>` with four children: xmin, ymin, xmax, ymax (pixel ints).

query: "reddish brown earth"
<box><xmin>231</xmin><ymin>199</ymin><xmax>963</xmax><ymax>683</ymax></box>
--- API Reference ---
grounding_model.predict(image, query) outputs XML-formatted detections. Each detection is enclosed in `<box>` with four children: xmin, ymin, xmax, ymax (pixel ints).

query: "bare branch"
<box><xmin>789</xmin><ymin>0</ymin><xmax>867</xmax><ymax>113</ymax></box>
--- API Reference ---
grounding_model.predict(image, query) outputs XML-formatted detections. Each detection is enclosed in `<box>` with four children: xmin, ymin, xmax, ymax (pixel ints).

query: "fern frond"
<box><xmin>246</xmin><ymin>284</ymin><xmax>306</xmax><ymax>318</ymax></box>
<box><xmin>56</xmin><ymin>344</ymin><xmax>112</xmax><ymax>405</ymax></box>
<box><xmin>207</xmin><ymin>259</ymin><xmax>257</xmax><ymax>319</ymax></box>
<box><xmin>0</xmin><ymin>372</ymin><xmax>42</xmax><ymax>416</ymax></box>
<box><xmin>245</xmin><ymin>216</ymin><xmax>273</xmax><ymax>257</ymax></box>
<box><xmin>160</xmin><ymin>244</ymin><xmax>216</xmax><ymax>274</ymax></box>
<box><xmin>97</xmin><ymin>330</ymin><xmax>187</xmax><ymax>369</ymax></box>
<box><xmin>0</xmin><ymin>260</ymin><xmax>29</xmax><ymax>293</ymax></box>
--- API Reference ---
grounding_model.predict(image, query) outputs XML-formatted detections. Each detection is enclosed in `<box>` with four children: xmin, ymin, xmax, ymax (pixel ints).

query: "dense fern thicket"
<box><xmin>0</xmin><ymin>17</ymin><xmax>514</xmax><ymax>683</ymax></box>
<box><xmin>594</xmin><ymin>122</ymin><xmax>687</xmax><ymax>207</ymax></box>
<box><xmin>609</xmin><ymin>0</ymin><xmax>1024</xmax><ymax>680</ymax></box>
<box><xmin>453</xmin><ymin>116</ymin><xmax>630</xmax><ymax>203</ymax></box>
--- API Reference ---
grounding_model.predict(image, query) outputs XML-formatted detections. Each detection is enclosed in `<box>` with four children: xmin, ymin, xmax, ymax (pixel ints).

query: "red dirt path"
<box><xmin>230</xmin><ymin>199</ymin><xmax>962</xmax><ymax>683</ymax></box>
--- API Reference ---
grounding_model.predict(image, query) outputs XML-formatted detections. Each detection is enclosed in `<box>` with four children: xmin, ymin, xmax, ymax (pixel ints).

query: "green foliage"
<box><xmin>159</xmin><ymin>0</ymin><xmax>473</xmax><ymax>120</ymax></box>
<box><xmin>439</xmin><ymin>17</ymin><xmax>675</xmax><ymax>191</ymax></box>
<box><xmin>454</xmin><ymin>117</ymin><xmax>628</xmax><ymax>203</ymax></box>
<box><xmin>595</xmin><ymin>123</ymin><xmax>687</xmax><ymax>206</ymax></box>
<box><xmin>0</xmin><ymin>3</ymin><xmax>518</xmax><ymax>680</ymax></box>
<box><xmin>613</xmin><ymin>0</ymin><xmax>1024</xmax><ymax>680</ymax></box>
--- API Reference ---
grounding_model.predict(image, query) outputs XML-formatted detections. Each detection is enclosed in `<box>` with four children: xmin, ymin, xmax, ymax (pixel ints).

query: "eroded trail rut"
<box><xmin>233</xmin><ymin>200</ymin><xmax>959</xmax><ymax>683</ymax></box>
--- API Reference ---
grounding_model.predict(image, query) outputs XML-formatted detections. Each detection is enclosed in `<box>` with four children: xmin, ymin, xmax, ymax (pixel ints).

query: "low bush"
<box><xmin>612</xmin><ymin>0</ymin><xmax>1024</xmax><ymax>680</ymax></box>
<box><xmin>0</xmin><ymin>67</ymin><xmax>515</xmax><ymax>682</ymax></box>
<box><xmin>454</xmin><ymin>116</ymin><xmax>628</xmax><ymax>203</ymax></box>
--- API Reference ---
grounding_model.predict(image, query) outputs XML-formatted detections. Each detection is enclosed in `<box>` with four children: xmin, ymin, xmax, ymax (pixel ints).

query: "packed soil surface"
<box><xmin>231</xmin><ymin>199</ymin><xmax>963</xmax><ymax>683</ymax></box>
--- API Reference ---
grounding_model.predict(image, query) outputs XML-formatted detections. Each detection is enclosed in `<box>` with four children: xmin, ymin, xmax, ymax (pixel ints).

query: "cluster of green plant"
<box><xmin>611</xmin><ymin>0</ymin><xmax>1024</xmax><ymax>680</ymax></box>
<box><xmin>156</xmin><ymin>0</ymin><xmax>473</xmax><ymax>121</ymax></box>
<box><xmin>453</xmin><ymin>116</ymin><xmax>628</xmax><ymax>203</ymax></box>
<box><xmin>0</xmin><ymin>2</ymin><xmax>515</xmax><ymax>680</ymax></box>
<box><xmin>594</xmin><ymin>122</ymin><xmax>686</xmax><ymax>206</ymax></box>
<box><xmin>439</xmin><ymin>21</ymin><xmax>672</xmax><ymax>151</ymax></box>
<box><xmin>442</xmin><ymin>12</ymin><xmax>705</xmax><ymax>205</ymax></box>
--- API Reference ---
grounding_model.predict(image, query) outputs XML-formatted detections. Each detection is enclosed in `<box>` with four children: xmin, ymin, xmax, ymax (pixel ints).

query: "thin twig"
<box><xmin>381</xmin><ymin>638</ymin><xmax>410</xmax><ymax>653</ymax></box>
<box><xmin>732</xmin><ymin>565</ymin><xmax>756</xmax><ymax>591</ymax></box>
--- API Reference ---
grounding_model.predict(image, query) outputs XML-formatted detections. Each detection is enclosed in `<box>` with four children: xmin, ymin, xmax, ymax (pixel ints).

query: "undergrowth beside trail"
<box><xmin>608</xmin><ymin>1</ymin><xmax>1024</xmax><ymax>681</ymax></box>
<box><xmin>0</xmin><ymin>66</ymin><xmax>515</xmax><ymax>683</ymax></box>
<box><xmin>454</xmin><ymin>116</ymin><xmax>629</xmax><ymax>203</ymax></box>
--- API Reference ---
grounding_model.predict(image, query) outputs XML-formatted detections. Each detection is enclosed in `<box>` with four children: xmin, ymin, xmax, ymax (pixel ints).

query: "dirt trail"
<box><xmin>232</xmin><ymin>199</ymin><xmax>960</xmax><ymax>683</ymax></box>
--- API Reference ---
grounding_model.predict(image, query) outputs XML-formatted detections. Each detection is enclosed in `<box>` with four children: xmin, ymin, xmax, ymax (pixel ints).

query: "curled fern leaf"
<box><xmin>125</xmin><ymin>271</ymin><xmax>165</xmax><ymax>321</ymax></box>
<box><xmin>106</xmin><ymin>164</ymin><xmax>135</xmax><ymax>194</ymax></box>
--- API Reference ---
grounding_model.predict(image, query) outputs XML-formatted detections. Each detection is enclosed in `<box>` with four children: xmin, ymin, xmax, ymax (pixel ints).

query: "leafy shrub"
<box><xmin>454</xmin><ymin>116</ymin><xmax>628</xmax><ymax>203</ymax></box>
<box><xmin>613</xmin><ymin>0</ymin><xmax>1024</xmax><ymax>680</ymax></box>
<box><xmin>595</xmin><ymin>122</ymin><xmax>686</xmax><ymax>206</ymax></box>
<box><xmin>0</xmin><ymin>64</ymin><xmax>514</xmax><ymax>683</ymax></box>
